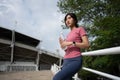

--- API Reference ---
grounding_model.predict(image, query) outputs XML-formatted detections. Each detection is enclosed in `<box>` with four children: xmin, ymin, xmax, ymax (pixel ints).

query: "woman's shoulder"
<box><xmin>76</xmin><ymin>26</ymin><xmax>85</xmax><ymax>31</ymax></box>
<box><xmin>78</xmin><ymin>26</ymin><xmax>85</xmax><ymax>29</ymax></box>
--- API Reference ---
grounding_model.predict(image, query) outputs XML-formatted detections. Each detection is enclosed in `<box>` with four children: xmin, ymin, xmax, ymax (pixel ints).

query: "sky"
<box><xmin>0</xmin><ymin>0</ymin><xmax>69</xmax><ymax>56</ymax></box>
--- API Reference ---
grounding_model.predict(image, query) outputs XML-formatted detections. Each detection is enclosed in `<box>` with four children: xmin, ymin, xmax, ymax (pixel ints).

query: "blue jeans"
<box><xmin>53</xmin><ymin>56</ymin><xmax>82</xmax><ymax>80</ymax></box>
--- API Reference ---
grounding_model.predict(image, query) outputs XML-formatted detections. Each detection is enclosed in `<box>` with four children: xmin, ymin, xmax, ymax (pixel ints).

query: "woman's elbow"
<box><xmin>85</xmin><ymin>43</ymin><xmax>90</xmax><ymax>49</ymax></box>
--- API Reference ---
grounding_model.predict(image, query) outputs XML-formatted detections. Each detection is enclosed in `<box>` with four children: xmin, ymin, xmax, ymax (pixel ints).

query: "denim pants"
<box><xmin>53</xmin><ymin>56</ymin><xmax>82</xmax><ymax>80</ymax></box>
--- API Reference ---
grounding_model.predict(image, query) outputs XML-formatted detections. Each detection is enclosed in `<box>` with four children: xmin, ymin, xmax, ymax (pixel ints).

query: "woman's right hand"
<box><xmin>59</xmin><ymin>37</ymin><xmax>66</xmax><ymax>49</ymax></box>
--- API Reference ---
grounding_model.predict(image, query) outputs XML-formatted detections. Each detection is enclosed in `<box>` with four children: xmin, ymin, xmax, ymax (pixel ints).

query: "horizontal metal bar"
<box><xmin>82</xmin><ymin>67</ymin><xmax>120</xmax><ymax>80</ymax></box>
<box><xmin>82</xmin><ymin>46</ymin><xmax>120</xmax><ymax>56</ymax></box>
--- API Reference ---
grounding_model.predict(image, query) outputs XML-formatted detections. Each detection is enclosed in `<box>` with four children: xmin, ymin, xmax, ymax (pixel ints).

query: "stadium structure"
<box><xmin>0</xmin><ymin>27</ymin><xmax>60</xmax><ymax>72</ymax></box>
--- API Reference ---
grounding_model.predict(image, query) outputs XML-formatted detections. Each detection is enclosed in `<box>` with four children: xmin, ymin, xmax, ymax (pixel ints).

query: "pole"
<box><xmin>10</xmin><ymin>21</ymin><xmax>17</xmax><ymax>71</ymax></box>
<box><xmin>56</xmin><ymin>49</ymin><xmax>62</xmax><ymax>66</ymax></box>
<box><xmin>36</xmin><ymin>48</ymin><xmax>40</xmax><ymax>71</ymax></box>
<box><xmin>10</xmin><ymin>30</ymin><xmax>15</xmax><ymax>64</ymax></box>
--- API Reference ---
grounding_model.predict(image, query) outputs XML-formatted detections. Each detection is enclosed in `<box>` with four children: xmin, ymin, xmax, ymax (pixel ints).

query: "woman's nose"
<box><xmin>66</xmin><ymin>20</ymin><xmax>69</xmax><ymax>24</ymax></box>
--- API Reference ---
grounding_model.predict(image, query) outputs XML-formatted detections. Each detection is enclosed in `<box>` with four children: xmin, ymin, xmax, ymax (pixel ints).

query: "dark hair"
<box><xmin>64</xmin><ymin>13</ymin><xmax>78</xmax><ymax>27</ymax></box>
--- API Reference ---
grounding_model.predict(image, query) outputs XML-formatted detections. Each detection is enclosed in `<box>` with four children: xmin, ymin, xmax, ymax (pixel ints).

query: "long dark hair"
<box><xmin>64</xmin><ymin>13</ymin><xmax>79</xmax><ymax>28</ymax></box>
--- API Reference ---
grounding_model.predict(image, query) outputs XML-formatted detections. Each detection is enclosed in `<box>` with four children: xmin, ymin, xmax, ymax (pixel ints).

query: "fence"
<box><xmin>51</xmin><ymin>64</ymin><xmax>80</xmax><ymax>80</ymax></box>
<box><xmin>0</xmin><ymin>61</ymin><xmax>38</xmax><ymax>72</ymax></box>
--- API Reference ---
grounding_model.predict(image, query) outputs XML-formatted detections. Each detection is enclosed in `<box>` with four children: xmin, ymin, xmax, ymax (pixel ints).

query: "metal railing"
<box><xmin>82</xmin><ymin>46</ymin><xmax>120</xmax><ymax>80</ymax></box>
<box><xmin>0</xmin><ymin>61</ymin><xmax>38</xmax><ymax>72</ymax></box>
<box><xmin>82</xmin><ymin>67</ymin><xmax>120</xmax><ymax>80</ymax></box>
<box><xmin>51</xmin><ymin>46</ymin><xmax>120</xmax><ymax>80</ymax></box>
<box><xmin>51</xmin><ymin>64</ymin><xmax>80</xmax><ymax>80</ymax></box>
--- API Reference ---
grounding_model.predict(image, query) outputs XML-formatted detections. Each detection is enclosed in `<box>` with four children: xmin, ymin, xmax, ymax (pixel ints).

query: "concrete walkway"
<box><xmin>0</xmin><ymin>70</ymin><xmax>53</xmax><ymax>80</ymax></box>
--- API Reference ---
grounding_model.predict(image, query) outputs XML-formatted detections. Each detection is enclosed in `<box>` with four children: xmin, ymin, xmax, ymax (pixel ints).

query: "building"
<box><xmin>0</xmin><ymin>27</ymin><xmax>60</xmax><ymax>72</ymax></box>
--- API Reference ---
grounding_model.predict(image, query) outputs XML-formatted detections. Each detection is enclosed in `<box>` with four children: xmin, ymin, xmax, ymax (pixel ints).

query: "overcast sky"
<box><xmin>0</xmin><ymin>0</ymin><xmax>69</xmax><ymax>56</ymax></box>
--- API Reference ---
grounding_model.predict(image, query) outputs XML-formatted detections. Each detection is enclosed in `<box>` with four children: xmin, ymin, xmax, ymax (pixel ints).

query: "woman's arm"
<box><xmin>75</xmin><ymin>36</ymin><xmax>90</xmax><ymax>49</ymax></box>
<box><xmin>59</xmin><ymin>35</ymin><xmax>89</xmax><ymax>49</ymax></box>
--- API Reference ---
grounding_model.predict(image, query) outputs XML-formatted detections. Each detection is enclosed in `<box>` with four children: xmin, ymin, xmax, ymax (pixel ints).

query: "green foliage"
<box><xmin>91</xmin><ymin>16</ymin><xmax>120</xmax><ymax>50</ymax></box>
<box><xmin>79</xmin><ymin>69</ymin><xmax>98</xmax><ymax>80</ymax></box>
<box><xmin>58</xmin><ymin>0</ymin><xmax>109</xmax><ymax>22</ymax></box>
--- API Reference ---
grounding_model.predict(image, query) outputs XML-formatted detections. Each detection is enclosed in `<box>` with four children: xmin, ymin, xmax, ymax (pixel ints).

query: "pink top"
<box><xmin>64</xmin><ymin>27</ymin><xmax>87</xmax><ymax>59</ymax></box>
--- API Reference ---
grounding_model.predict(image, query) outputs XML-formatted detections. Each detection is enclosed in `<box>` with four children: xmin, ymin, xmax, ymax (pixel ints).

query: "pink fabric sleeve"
<box><xmin>79</xmin><ymin>27</ymin><xmax>87</xmax><ymax>37</ymax></box>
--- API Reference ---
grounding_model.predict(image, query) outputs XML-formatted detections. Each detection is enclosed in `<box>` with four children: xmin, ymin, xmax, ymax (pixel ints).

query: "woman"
<box><xmin>53</xmin><ymin>13</ymin><xmax>89</xmax><ymax>80</ymax></box>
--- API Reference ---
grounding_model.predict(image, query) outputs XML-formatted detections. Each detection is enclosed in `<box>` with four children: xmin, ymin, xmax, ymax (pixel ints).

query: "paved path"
<box><xmin>0</xmin><ymin>70</ymin><xmax>53</xmax><ymax>80</ymax></box>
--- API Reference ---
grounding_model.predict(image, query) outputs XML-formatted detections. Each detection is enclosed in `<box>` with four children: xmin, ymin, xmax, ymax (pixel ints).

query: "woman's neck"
<box><xmin>70</xmin><ymin>26</ymin><xmax>77</xmax><ymax>31</ymax></box>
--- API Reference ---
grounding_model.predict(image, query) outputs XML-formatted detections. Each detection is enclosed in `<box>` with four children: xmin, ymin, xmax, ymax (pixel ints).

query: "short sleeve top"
<box><xmin>64</xmin><ymin>27</ymin><xmax>87</xmax><ymax>59</ymax></box>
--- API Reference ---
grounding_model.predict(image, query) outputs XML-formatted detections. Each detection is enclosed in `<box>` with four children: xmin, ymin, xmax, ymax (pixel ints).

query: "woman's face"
<box><xmin>65</xmin><ymin>15</ymin><xmax>75</xmax><ymax>28</ymax></box>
